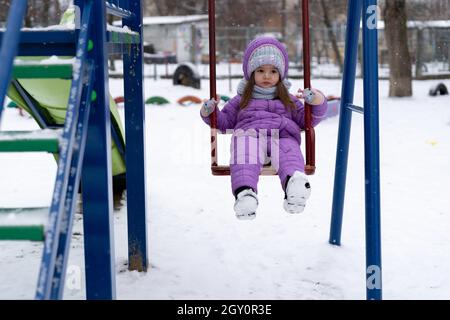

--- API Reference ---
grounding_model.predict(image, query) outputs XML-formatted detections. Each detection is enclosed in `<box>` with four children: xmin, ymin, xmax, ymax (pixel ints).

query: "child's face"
<box><xmin>254</xmin><ymin>65</ymin><xmax>280</xmax><ymax>88</ymax></box>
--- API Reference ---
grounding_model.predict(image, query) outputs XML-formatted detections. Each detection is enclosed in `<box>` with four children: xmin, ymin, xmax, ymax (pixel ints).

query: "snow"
<box><xmin>14</xmin><ymin>56</ymin><xmax>75</xmax><ymax>66</ymax></box>
<box><xmin>361</xmin><ymin>20</ymin><xmax>450</xmax><ymax>29</ymax></box>
<box><xmin>0</xmin><ymin>129</ymin><xmax>61</xmax><ymax>141</ymax></box>
<box><xmin>0</xmin><ymin>76</ymin><xmax>449</xmax><ymax>300</ymax></box>
<box><xmin>15</xmin><ymin>25</ymin><xmax>74</xmax><ymax>31</ymax></box>
<box><xmin>106</xmin><ymin>25</ymin><xmax>138</xmax><ymax>36</ymax></box>
<box><xmin>112</xmin><ymin>15</ymin><xmax>209</xmax><ymax>28</ymax></box>
<box><xmin>113</xmin><ymin>61</ymin><xmax>450</xmax><ymax>80</ymax></box>
<box><xmin>0</xmin><ymin>25</ymin><xmax>139</xmax><ymax>36</ymax></box>
<box><xmin>142</xmin><ymin>15</ymin><xmax>209</xmax><ymax>26</ymax></box>
<box><xmin>0</xmin><ymin>208</ymin><xmax>47</xmax><ymax>227</ymax></box>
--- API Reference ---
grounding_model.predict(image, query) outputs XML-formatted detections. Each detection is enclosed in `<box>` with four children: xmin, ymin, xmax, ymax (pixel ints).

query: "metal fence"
<box><xmin>143</xmin><ymin>23</ymin><xmax>449</xmax><ymax>78</ymax></box>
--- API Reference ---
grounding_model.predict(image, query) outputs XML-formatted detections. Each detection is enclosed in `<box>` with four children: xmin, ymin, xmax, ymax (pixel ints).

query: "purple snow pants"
<box><xmin>230</xmin><ymin>131</ymin><xmax>304</xmax><ymax>195</ymax></box>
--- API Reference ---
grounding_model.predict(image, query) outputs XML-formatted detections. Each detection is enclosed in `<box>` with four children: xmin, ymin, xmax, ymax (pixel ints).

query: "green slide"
<box><xmin>5</xmin><ymin>8</ymin><xmax>126</xmax><ymax>197</ymax></box>
<box><xmin>7</xmin><ymin>74</ymin><xmax>126</xmax><ymax>177</ymax></box>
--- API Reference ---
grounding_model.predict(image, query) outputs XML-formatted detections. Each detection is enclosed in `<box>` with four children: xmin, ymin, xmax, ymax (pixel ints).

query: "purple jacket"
<box><xmin>201</xmin><ymin>94</ymin><xmax>327</xmax><ymax>193</ymax></box>
<box><xmin>201</xmin><ymin>94</ymin><xmax>327</xmax><ymax>143</ymax></box>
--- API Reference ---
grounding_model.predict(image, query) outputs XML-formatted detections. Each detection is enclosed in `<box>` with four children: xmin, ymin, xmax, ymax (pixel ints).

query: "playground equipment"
<box><xmin>6</xmin><ymin>101</ymin><xmax>18</xmax><ymax>109</ymax></box>
<box><xmin>0</xmin><ymin>0</ymin><xmax>148</xmax><ymax>300</ymax></box>
<box><xmin>145</xmin><ymin>96</ymin><xmax>170</xmax><ymax>105</ymax></box>
<box><xmin>0</xmin><ymin>207</ymin><xmax>49</xmax><ymax>241</ymax></box>
<box><xmin>206</xmin><ymin>0</ymin><xmax>315</xmax><ymax>176</ymax></box>
<box><xmin>329</xmin><ymin>0</ymin><xmax>382</xmax><ymax>300</ymax></box>
<box><xmin>428</xmin><ymin>82</ymin><xmax>448</xmax><ymax>96</ymax></box>
<box><xmin>114</xmin><ymin>96</ymin><xmax>125</xmax><ymax>104</ymax></box>
<box><xmin>177</xmin><ymin>95</ymin><xmax>202</xmax><ymax>106</ymax></box>
<box><xmin>117</xmin><ymin>95</ymin><xmax>170</xmax><ymax>106</ymax></box>
<box><xmin>173</xmin><ymin>62</ymin><xmax>201</xmax><ymax>89</ymax></box>
<box><xmin>8</xmin><ymin>73</ymin><xmax>127</xmax><ymax>195</ymax></box>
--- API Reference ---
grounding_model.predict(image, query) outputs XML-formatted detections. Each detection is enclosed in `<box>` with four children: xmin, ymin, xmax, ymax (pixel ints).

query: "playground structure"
<box><xmin>0</xmin><ymin>0</ymin><xmax>381</xmax><ymax>300</ymax></box>
<box><xmin>205</xmin><ymin>0</ymin><xmax>382</xmax><ymax>300</ymax></box>
<box><xmin>0</xmin><ymin>0</ymin><xmax>148</xmax><ymax>299</ymax></box>
<box><xmin>173</xmin><ymin>63</ymin><xmax>201</xmax><ymax>89</ymax></box>
<box><xmin>329</xmin><ymin>0</ymin><xmax>382</xmax><ymax>300</ymax></box>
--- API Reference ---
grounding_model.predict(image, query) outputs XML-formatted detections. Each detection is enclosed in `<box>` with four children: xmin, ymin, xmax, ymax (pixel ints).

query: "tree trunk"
<box><xmin>108</xmin><ymin>14</ymin><xmax>116</xmax><ymax>71</ymax></box>
<box><xmin>415</xmin><ymin>28</ymin><xmax>424</xmax><ymax>78</ymax></box>
<box><xmin>54</xmin><ymin>0</ymin><xmax>61</xmax><ymax>24</ymax></box>
<box><xmin>42</xmin><ymin>0</ymin><xmax>50</xmax><ymax>26</ymax></box>
<box><xmin>25</xmin><ymin>3</ymin><xmax>34</xmax><ymax>28</ymax></box>
<box><xmin>320</xmin><ymin>0</ymin><xmax>343</xmax><ymax>73</ymax></box>
<box><xmin>448</xmin><ymin>42</ymin><xmax>450</xmax><ymax>71</ymax></box>
<box><xmin>281</xmin><ymin>0</ymin><xmax>286</xmax><ymax>42</ymax></box>
<box><xmin>383</xmin><ymin>0</ymin><xmax>412</xmax><ymax>97</ymax></box>
<box><xmin>0</xmin><ymin>0</ymin><xmax>10</xmax><ymax>25</ymax></box>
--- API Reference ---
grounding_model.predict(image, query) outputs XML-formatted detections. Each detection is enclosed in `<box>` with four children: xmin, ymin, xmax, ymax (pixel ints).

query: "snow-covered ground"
<box><xmin>114</xmin><ymin>60</ymin><xmax>450</xmax><ymax>79</ymax></box>
<box><xmin>0</xmin><ymin>76</ymin><xmax>449</xmax><ymax>300</ymax></box>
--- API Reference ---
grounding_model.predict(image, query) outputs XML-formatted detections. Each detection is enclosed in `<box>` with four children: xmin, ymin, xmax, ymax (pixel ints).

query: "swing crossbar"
<box><xmin>346</xmin><ymin>103</ymin><xmax>364</xmax><ymax>114</ymax></box>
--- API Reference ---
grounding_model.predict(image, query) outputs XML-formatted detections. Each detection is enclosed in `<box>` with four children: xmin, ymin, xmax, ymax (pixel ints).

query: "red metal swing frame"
<box><xmin>207</xmin><ymin>0</ymin><xmax>315</xmax><ymax>176</ymax></box>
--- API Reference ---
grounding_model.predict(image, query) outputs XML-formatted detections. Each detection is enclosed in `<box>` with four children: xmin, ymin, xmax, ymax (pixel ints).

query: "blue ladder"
<box><xmin>329</xmin><ymin>0</ymin><xmax>382</xmax><ymax>300</ymax></box>
<box><xmin>0</xmin><ymin>0</ymin><xmax>148</xmax><ymax>300</ymax></box>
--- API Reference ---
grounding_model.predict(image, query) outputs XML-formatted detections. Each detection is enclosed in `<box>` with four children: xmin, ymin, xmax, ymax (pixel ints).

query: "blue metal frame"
<box><xmin>346</xmin><ymin>103</ymin><xmax>364</xmax><ymax>115</ymax></box>
<box><xmin>329</xmin><ymin>0</ymin><xmax>382</xmax><ymax>300</ymax></box>
<box><xmin>0</xmin><ymin>0</ymin><xmax>147</xmax><ymax>300</ymax></box>
<box><xmin>0</xmin><ymin>30</ymin><xmax>138</xmax><ymax>57</ymax></box>
<box><xmin>0</xmin><ymin>31</ymin><xmax>78</xmax><ymax>56</ymax></box>
<box><xmin>50</xmin><ymin>63</ymin><xmax>95</xmax><ymax>299</ymax></box>
<box><xmin>0</xmin><ymin>0</ymin><xmax>28</xmax><ymax>124</ymax></box>
<box><xmin>80</xmin><ymin>0</ymin><xmax>116</xmax><ymax>300</ymax></box>
<box><xmin>329</xmin><ymin>0</ymin><xmax>362</xmax><ymax>246</ymax></box>
<box><xmin>362</xmin><ymin>0</ymin><xmax>382</xmax><ymax>300</ymax></box>
<box><xmin>11</xmin><ymin>80</ymin><xmax>50</xmax><ymax>128</ymax></box>
<box><xmin>122</xmin><ymin>0</ymin><xmax>148</xmax><ymax>272</ymax></box>
<box><xmin>35</xmin><ymin>0</ymin><xmax>93</xmax><ymax>299</ymax></box>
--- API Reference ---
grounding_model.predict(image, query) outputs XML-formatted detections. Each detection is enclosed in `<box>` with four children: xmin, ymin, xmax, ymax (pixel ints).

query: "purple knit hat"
<box><xmin>242</xmin><ymin>37</ymin><xmax>289</xmax><ymax>81</ymax></box>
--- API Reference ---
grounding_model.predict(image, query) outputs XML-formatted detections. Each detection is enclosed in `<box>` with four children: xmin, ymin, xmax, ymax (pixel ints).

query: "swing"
<box><xmin>207</xmin><ymin>0</ymin><xmax>316</xmax><ymax>176</ymax></box>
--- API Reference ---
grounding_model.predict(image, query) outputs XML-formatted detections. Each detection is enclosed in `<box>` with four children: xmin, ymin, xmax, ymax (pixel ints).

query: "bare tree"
<box><xmin>43</xmin><ymin>0</ymin><xmax>50</xmax><ymax>26</ymax></box>
<box><xmin>19</xmin><ymin>0</ymin><xmax>63</xmax><ymax>27</ymax></box>
<box><xmin>147</xmin><ymin>0</ymin><xmax>208</xmax><ymax>16</ymax></box>
<box><xmin>178</xmin><ymin>0</ymin><xmax>208</xmax><ymax>14</ymax></box>
<box><xmin>383</xmin><ymin>0</ymin><xmax>413</xmax><ymax>97</ymax></box>
<box><xmin>406</xmin><ymin>0</ymin><xmax>450</xmax><ymax>20</ymax></box>
<box><xmin>0</xmin><ymin>0</ymin><xmax>10</xmax><ymax>25</ymax></box>
<box><xmin>25</xmin><ymin>0</ymin><xmax>37</xmax><ymax>27</ymax></box>
<box><xmin>318</xmin><ymin>0</ymin><xmax>344</xmax><ymax>72</ymax></box>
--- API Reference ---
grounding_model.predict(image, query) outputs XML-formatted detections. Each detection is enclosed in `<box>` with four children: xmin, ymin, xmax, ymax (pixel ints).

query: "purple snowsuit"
<box><xmin>201</xmin><ymin>94</ymin><xmax>327</xmax><ymax>195</ymax></box>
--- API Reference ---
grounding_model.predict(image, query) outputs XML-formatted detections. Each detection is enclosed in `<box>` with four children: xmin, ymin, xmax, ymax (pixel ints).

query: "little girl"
<box><xmin>201</xmin><ymin>37</ymin><xmax>327</xmax><ymax>220</ymax></box>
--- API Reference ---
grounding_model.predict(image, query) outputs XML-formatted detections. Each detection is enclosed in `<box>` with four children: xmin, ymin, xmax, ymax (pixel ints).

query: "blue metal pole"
<box><xmin>35</xmin><ymin>1</ymin><xmax>93</xmax><ymax>300</ymax></box>
<box><xmin>122</xmin><ymin>0</ymin><xmax>148</xmax><ymax>272</ymax></box>
<box><xmin>11</xmin><ymin>80</ymin><xmax>49</xmax><ymax>128</ymax></box>
<box><xmin>329</xmin><ymin>0</ymin><xmax>362</xmax><ymax>246</ymax></box>
<box><xmin>50</xmin><ymin>64</ymin><xmax>94</xmax><ymax>300</ymax></box>
<box><xmin>362</xmin><ymin>0</ymin><xmax>382</xmax><ymax>300</ymax></box>
<box><xmin>0</xmin><ymin>0</ymin><xmax>28</xmax><ymax>125</ymax></box>
<box><xmin>81</xmin><ymin>0</ymin><xmax>116</xmax><ymax>300</ymax></box>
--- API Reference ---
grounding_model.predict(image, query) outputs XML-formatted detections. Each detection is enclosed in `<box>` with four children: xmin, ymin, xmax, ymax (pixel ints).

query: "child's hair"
<box><xmin>239</xmin><ymin>72</ymin><xmax>295</xmax><ymax>110</ymax></box>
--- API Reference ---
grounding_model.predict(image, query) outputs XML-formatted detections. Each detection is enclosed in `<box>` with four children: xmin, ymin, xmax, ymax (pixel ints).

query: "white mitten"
<box><xmin>201</xmin><ymin>99</ymin><xmax>217</xmax><ymax>117</ymax></box>
<box><xmin>297</xmin><ymin>88</ymin><xmax>325</xmax><ymax>105</ymax></box>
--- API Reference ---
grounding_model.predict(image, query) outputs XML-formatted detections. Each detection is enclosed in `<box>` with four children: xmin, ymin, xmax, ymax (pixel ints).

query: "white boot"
<box><xmin>283</xmin><ymin>171</ymin><xmax>311</xmax><ymax>214</ymax></box>
<box><xmin>234</xmin><ymin>188</ymin><xmax>258</xmax><ymax>220</ymax></box>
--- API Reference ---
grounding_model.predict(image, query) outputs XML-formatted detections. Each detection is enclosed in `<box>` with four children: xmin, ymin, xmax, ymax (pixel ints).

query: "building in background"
<box><xmin>139</xmin><ymin>15</ymin><xmax>209</xmax><ymax>64</ymax></box>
